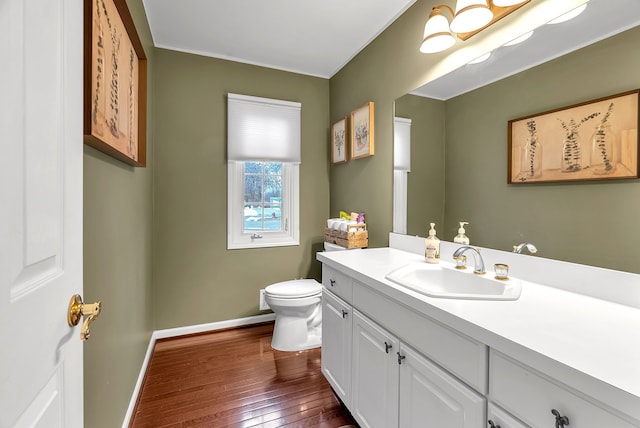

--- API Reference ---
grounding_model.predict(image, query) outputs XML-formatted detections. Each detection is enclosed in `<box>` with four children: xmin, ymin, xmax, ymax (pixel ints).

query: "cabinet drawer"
<box><xmin>322</xmin><ymin>265</ymin><xmax>353</xmax><ymax>302</ymax></box>
<box><xmin>353</xmin><ymin>281</ymin><xmax>488</xmax><ymax>393</ymax></box>
<box><xmin>490</xmin><ymin>351</ymin><xmax>636</xmax><ymax>428</ymax></box>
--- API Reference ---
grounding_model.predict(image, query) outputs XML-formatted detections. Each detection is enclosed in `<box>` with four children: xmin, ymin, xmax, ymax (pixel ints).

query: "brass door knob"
<box><xmin>67</xmin><ymin>294</ymin><xmax>102</xmax><ymax>341</ymax></box>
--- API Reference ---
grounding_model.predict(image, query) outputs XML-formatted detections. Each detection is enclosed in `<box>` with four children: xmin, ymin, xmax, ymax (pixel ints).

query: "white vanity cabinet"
<box><xmin>322</xmin><ymin>265</ymin><xmax>486</xmax><ymax>428</ymax></box>
<box><xmin>321</xmin><ymin>288</ymin><xmax>352</xmax><ymax>406</ymax></box>
<box><xmin>489</xmin><ymin>351</ymin><xmax>638</xmax><ymax>428</ymax></box>
<box><xmin>318</xmin><ymin>246</ymin><xmax>640</xmax><ymax>428</ymax></box>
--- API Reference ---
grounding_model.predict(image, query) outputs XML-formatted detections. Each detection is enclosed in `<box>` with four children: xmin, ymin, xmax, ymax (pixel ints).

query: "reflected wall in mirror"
<box><xmin>394</xmin><ymin>95</ymin><xmax>445</xmax><ymax>237</ymax></box>
<box><xmin>393</xmin><ymin>22</ymin><xmax>640</xmax><ymax>273</ymax></box>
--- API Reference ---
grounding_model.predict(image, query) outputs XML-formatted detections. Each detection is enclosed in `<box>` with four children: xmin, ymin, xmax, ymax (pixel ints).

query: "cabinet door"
<box><xmin>321</xmin><ymin>289</ymin><xmax>352</xmax><ymax>406</ymax></box>
<box><xmin>488</xmin><ymin>402</ymin><xmax>529</xmax><ymax>428</ymax></box>
<box><xmin>399</xmin><ymin>344</ymin><xmax>485</xmax><ymax>428</ymax></box>
<box><xmin>352</xmin><ymin>310</ymin><xmax>400</xmax><ymax>428</ymax></box>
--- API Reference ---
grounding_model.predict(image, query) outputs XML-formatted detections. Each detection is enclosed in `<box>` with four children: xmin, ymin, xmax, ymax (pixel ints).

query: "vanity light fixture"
<box><xmin>492</xmin><ymin>0</ymin><xmax>526</xmax><ymax>6</ymax></box>
<box><xmin>420</xmin><ymin>0</ymin><xmax>530</xmax><ymax>54</ymax></box>
<box><xmin>450</xmin><ymin>0</ymin><xmax>493</xmax><ymax>33</ymax></box>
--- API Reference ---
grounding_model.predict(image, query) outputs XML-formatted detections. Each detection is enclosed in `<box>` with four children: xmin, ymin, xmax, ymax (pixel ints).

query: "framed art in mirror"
<box><xmin>331</xmin><ymin>116</ymin><xmax>349</xmax><ymax>164</ymax></box>
<box><xmin>351</xmin><ymin>102</ymin><xmax>375</xmax><ymax>160</ymax></box>
<box><xmin>508</xmin><ymin>90</ymin><xmax>639</xmax><ymax>184</ymax></box>
<box><xmin>83</xmin><ymin>0</ymin><xmax>147</xmax><ymax>167</ymax></box>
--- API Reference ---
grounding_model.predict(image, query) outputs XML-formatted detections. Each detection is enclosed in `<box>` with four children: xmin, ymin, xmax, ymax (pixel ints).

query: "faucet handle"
<box><xmin>454</xmin><ymin>256</ymin><xmax>467</xmax><ymax>270</ymax></box>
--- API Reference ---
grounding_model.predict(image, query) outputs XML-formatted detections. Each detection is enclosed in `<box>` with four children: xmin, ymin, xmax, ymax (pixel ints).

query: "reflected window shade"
<box><xmin>393</xmin><ymin>170</ymin><xmax>408</xmax><ymax>234</ymax></box>
<box><xmin>228</xmin><ymin>93</ymin><xmax>301</xmax><ymax>163</ymax></box>
<box><xmin>394</xmin><ymin>117</ymin><xmax>412</xmax><ymax>171</ymax></box>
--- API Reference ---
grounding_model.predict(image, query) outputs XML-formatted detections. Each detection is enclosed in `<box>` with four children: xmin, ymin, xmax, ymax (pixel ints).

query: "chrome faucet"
<box><xmin>513</xmin><ymin>242</ymin><xmax>537</xmax><ymax>254</ymax></box>
<box><xmin>452</xmin><ymin>246</ymin><xmax>486</xmax><ymax>274</ymax></box>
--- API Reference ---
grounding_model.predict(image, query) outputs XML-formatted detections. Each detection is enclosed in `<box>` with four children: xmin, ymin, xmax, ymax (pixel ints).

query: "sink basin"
<box><xmin>385</xmin><ymin>262</ymin><xmax>522</xmax><ymax>300</ymax></box>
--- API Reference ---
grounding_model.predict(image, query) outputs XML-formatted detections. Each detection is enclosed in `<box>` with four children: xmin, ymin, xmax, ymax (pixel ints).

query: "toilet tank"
<box><xmin>324</xmin><ymin>242</ymin><xmax>348</xmax><ymax>251</ymax></box>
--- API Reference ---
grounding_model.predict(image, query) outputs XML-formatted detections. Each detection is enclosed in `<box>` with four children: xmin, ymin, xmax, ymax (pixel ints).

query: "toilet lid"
<box><xmin>265</xmin><ymin>279</ymin><xmax>322</xmax><ymax>298</ymax></box>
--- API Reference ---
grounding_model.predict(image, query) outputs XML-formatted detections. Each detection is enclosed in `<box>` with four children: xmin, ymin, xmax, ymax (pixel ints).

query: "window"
<box><xmin>227</xmin><ymin>93</ymin><xmax>300</xmax><ymax>249</ymax></box>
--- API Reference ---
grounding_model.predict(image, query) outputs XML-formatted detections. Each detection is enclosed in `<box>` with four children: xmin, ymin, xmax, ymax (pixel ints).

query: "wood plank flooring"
<box><xmin>130</xmin><ymin>323</ymin><xmax>358</xmax><ymax>428</ymax></box>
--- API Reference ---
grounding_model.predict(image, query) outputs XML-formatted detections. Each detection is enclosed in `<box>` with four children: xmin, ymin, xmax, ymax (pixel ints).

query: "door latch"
<box><xmin>67</xmin><ymin>294</ymin><xmax>102</xmax><ymax>341</ymax></box>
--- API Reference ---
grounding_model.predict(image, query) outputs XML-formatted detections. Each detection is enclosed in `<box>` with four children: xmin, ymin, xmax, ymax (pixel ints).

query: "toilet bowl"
<box><xmin>265</xmin><ymin>279</ymin><xmax>322</xmax><ymax>351</ymax></box>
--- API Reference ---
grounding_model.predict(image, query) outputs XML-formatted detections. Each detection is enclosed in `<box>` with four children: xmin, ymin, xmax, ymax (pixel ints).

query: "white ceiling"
<box><xmin>142</xmin><ymin>0</ymin><xmax>416</xmax><ymax>78</ymax></box>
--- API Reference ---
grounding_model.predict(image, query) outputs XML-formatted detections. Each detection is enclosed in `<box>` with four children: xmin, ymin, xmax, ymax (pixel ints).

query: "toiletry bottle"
<box><xmin>425</xmin><ymin>223</ymin><xmax>440</xmax><ymax>264</ymax></box>
<box><xmin>454</xmin><ymin>222</ymin><xmax>470</xmax><ymax>245</ymax></box>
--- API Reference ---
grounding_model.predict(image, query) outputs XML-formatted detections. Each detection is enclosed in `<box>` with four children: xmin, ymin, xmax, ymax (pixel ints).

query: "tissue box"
<box><xmin>324</xmin><ymin>223</ymin><xmax>368</xmax><ymax>249</ymax></box>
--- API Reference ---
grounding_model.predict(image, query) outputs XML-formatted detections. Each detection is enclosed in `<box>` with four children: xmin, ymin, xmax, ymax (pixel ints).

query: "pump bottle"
<box><xmin>425</xmin><ymin>223</ymin><xmax>440</xmax><ymax>264</ymax></box>
<box><xmin>454</xmin><ymin>222</ymin><xmax>470</xmax><ymax>245</ymax></box>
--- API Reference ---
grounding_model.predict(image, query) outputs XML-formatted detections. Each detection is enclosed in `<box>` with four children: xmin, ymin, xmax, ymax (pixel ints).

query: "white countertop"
<box><xmin>317</xmin><ymin>246</ymin><xmax>640</xmax><ymax>420</ymax></box>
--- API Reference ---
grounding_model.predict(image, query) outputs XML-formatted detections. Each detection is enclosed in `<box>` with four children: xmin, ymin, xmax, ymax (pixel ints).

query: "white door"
<box><xmin>351</xmin><ymin>310</ymin><xmax>399</xmax><ymax>428</ymax></box>
<box><xmin>399</xmin><ymin>344</ymin><xmax>485</xmax><ymax>428</ymax></box>
<box><xmin>0</xmin><ymin>0</ymin><xmax>84</xmax><ymax>427</ymax></box>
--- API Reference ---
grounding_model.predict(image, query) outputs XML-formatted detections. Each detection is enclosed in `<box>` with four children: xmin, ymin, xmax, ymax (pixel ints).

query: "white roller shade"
<box><xmin>394</xmin><ymin>117</ymin><xmax>411</xmax><ymax>171</ymax></box>
<box><xmin>228</xmin><ymin>93</ymin><xmax>301</xmax><ymax>163</ymax></box>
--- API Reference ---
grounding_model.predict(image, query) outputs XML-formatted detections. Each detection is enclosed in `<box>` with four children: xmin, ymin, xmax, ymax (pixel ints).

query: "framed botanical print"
<box><xmin>331</xmin><ymin>116</ymin><xmax>349</xmax><ymax>164</ymax></box>
<box><xmin>83</xmin><ymin>0</ymin><xmax>147</xmax><ymax>166</ymax></box>
<box><xmin>508</xmin><ymin>90</ymin><xmax>639</xmax><ymax>183</ymax></box>
<box><xmin>351</xmin><ymin>102</ymin><xmax>375</xmax><ymax>160</ymax></box>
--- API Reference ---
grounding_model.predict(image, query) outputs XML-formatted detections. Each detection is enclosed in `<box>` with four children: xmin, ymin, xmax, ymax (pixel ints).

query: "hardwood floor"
<box><xmin>130</xmin><ymin>323</ymin><xmax>358</xmax><ymax>428</ymax></box>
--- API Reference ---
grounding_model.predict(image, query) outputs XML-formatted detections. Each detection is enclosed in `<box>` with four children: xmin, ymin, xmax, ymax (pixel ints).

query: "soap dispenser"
<box><xmin>454</xmin><ymin>222</ymin><xmax>470</xmax><ymax>245</ymax></box>
<box><xmin>425</xmin><ymin>223</ymin><xmax>440</xmax><ymax>264</ymax></box>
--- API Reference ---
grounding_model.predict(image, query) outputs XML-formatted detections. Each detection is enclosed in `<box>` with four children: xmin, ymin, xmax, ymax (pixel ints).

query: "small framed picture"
<box><xmin>331</xmin><ymin>116</ymin><xmax>349</xmax><ymax>164</ymax></box>
<box><xmin>351</xmin><ymin>102</ymin><xmax>375</xmax><ymax>160</ymax></box>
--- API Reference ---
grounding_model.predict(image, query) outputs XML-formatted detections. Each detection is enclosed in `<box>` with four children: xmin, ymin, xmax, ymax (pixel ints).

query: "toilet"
<box><xmin>265</xmin><ymin>242</ymin><xmax>348</xmax><ymax>351</ymax></box>
<box><xmin>265</xmin><ymin>278</ymin><xmax>322</xmax><ymax>351</ymax></box>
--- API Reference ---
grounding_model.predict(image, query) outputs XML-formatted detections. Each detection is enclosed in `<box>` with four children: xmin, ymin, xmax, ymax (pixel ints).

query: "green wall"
<box><xmin>444</xmin><ymin>27</ymin><xmax>640</xmax><ymax>273</ymax></box>
<box><xmin>329</xmin><ymin>1</ymin><xmax>442</xmax><ymax>247</ymax></box>
<box><xmin>83</xmin><ymin>1</ymin><xmax>154</xmax><ymax>427</ymax></box>
<box><xmin>394</xmin><ymin>94</ymin><xmax>446</xmax><ymax>236</ymax></box>
<box><xmin>152</xmin><ymin>49</ymin><xmax>330</xmax><ymax>329</ymax></box>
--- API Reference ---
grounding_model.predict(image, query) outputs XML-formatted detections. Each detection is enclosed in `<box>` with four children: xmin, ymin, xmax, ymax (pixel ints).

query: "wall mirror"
<box><xmin>393</xmin><ymin>0</ymin><xmax>640</xmax><ymax>272</ymax></box>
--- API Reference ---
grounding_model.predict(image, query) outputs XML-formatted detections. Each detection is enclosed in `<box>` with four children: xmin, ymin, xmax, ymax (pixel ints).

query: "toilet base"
<box><xmin>270</xmin><ymin>315</ymin><xmax>322</xmax><ymax>352</ymax></box>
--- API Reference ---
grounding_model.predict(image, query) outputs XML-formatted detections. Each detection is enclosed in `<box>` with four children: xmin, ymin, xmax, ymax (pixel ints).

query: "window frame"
<box><xmin>227</xmin><ymin>161</ymin><xmax>299</xmax><ymax>249</ymax></box>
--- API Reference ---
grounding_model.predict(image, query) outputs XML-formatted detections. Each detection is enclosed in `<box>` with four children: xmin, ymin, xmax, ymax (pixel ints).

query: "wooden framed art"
<box><xmin>331</xmin><ymin>116</ymin><xmax>349</xmax><ymax>164</ymax></box>
<box><xmin>351</xmin><ymin>102</ymin><xmax>375</xmax><ymax>160</ymax></box>
<box><xmin>508</xmin><ymin>89</ymin><xmax>639</xmax><ymax>184</ymax></box>
<box><xmin>83</xmin><ymin>0</ymin><xmax>147</xmax><ymax>167</ymax></box>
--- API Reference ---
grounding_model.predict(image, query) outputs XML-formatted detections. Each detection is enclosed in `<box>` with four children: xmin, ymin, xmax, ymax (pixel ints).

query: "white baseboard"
<box><xmin>121</xmin><ymin>313</ymin><xmax>276</xmax><ymax>427</ymax></box>
<box><xmin>121</xmin><ymin>332</ymin><xmax>156</xmax><ymax>428</ymax></box>
<box><xmin>152</xmin><ymin>313</ymin><xmax>275</xmax><ymax>340</ymax></box>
